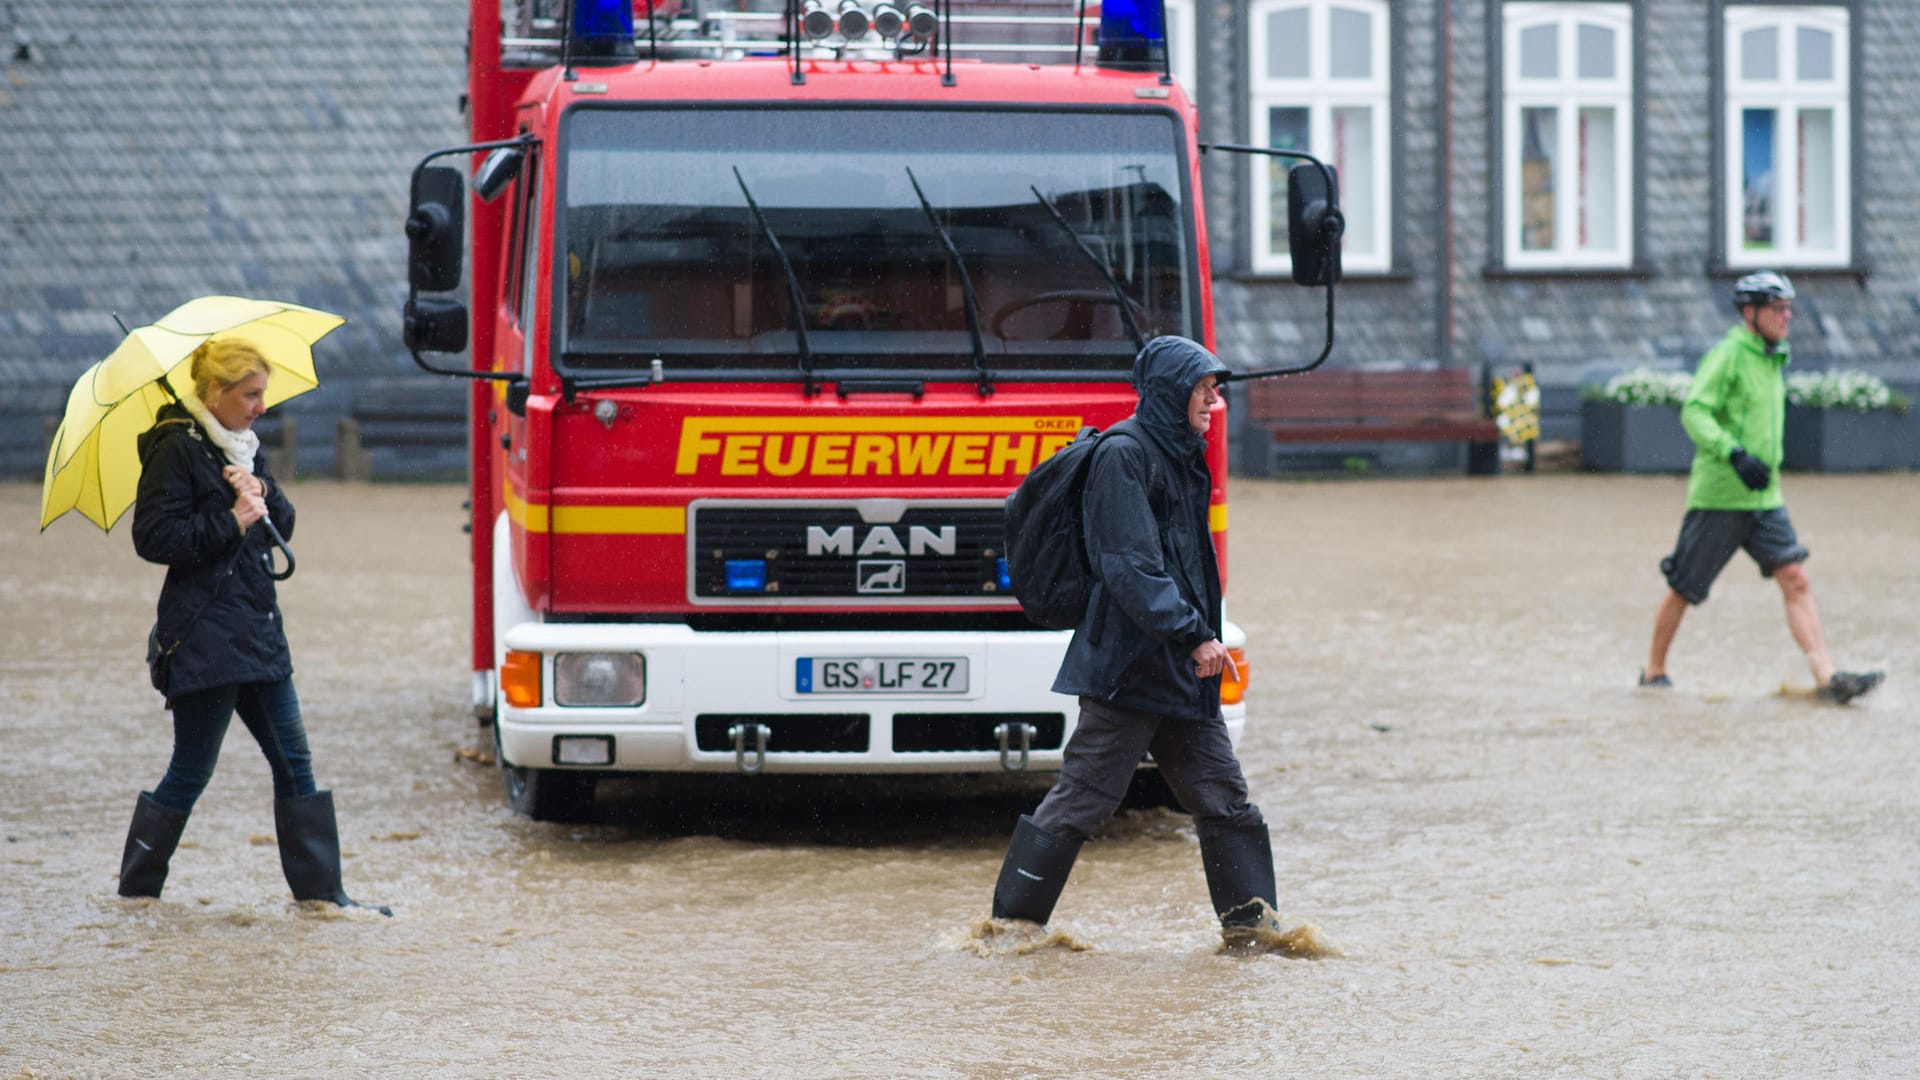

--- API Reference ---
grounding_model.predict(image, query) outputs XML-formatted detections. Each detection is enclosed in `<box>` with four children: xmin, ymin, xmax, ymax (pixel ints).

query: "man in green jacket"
<box><xmin>1640</xmin><ymin>271</ymin><xmax>1882</xmax><ymax>703</ymax></box>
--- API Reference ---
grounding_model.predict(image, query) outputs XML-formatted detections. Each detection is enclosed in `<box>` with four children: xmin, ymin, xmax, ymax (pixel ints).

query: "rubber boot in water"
<box><xmin>118</xmin><ymin>791</ymin><xmax>190</xmax><ymax>898</ymax></box>
<box><xmin>1198</xmin><ymin>820</ymin><xmax>1277</xmax><ymax>939</ymax></box>
<box><xmin>991</xmin><ymin>814</ymin><xmax>1084</xmax><ymax>924</ymax></box>
<box><xmin>273</xmin><ymin>790</ymin><xmax>392</xmax><ymax>917</ymax></box>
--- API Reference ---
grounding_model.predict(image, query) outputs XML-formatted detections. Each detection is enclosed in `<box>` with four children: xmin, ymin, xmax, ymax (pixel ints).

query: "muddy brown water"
<box><xmin>3</xmin><ymin>474</ymin><xmax>1916</xmax><ymax>1077</ymax></box>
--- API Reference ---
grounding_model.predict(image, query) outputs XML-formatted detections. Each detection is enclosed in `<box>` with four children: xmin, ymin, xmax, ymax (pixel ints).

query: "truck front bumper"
<box><xmin>494</xmin><ymin>622</ymin><xmax>1246</xmax><ymax>776</ymax></box>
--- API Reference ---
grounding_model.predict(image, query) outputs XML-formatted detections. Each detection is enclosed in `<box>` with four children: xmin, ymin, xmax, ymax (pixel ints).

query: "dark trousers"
<box><xmin>1032</xmin><ymin>696</ymin><xmax>1265</xmax><ymax>841</ymax></box>
<box><xmin>150</xmin><ymin>678</ymin><xmax>317</xmax><ymax>813</ymax></box>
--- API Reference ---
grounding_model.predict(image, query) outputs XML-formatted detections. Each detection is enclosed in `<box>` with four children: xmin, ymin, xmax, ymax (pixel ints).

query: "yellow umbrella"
<box><xmin>41</xmin><ymin>296</ymin><xmax>345</xmax><ymax>532</ymax></box>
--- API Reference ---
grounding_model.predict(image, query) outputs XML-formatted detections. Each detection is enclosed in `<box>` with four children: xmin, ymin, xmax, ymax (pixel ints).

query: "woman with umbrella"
<box><xmin>116</xmin><ymin>338</ymin><xmax>388</xmax><ymax>916</ymax></box>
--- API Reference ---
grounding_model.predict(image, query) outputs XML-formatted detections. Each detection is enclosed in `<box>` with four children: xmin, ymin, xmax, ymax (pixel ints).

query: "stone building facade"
<box><xmin>0</xmin><ymin>0</ymin><xmax>472</xmax><ymax>478</ymax></box>
<box><xmin>1193</xmin><ymin>0</ymin><xmax>1920</xmax><ymax>464</ymax></box>
<box><xmin>4</xmin><ymin>0</ymin><xmax>1916</xmax><ymax>476</ymax></box>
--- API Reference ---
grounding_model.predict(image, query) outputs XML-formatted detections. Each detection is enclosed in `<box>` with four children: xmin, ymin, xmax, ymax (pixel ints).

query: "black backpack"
<box><xmin>1002</xmin><ymin>420</ymin><xmax>1140</xmax><ymax>630</ymax></box>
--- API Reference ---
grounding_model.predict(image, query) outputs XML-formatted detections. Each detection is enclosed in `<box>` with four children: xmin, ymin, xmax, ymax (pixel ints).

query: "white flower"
<box><xmin>1786</xmin><ymin>370</ymin><xmax>1895</xmax><ymax>412</ymax></box>
<box><xmin>1599</xmin><ymin>368</ymin><xmax>1692</xmax><ymax>408</ymax></box>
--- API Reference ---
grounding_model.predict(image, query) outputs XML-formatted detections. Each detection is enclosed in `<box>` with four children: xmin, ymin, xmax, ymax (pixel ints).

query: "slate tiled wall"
<box><xmin>0</xmin><ymin>0</ymin><xmax>471</xmax><ymax>476</ymax></box>
<box><xmin>1215</xmin><ymin>0</ymin><xmax>1920</xmax><ymax>407</ymax></box>
<box><xmin>4</xmin><ymin>0</ymin><xmax>1917</xmax><ymax>478</ymax></box>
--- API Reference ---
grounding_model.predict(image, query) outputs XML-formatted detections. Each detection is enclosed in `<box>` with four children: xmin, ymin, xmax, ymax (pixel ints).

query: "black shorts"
<box><xmin>1660</xmin><ymin>507</ymin><xmax>1810</xmax><ymax>605</ymax></box>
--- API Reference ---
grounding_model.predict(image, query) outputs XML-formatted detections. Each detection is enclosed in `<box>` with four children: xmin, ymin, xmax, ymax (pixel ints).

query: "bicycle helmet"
<box><xmin>1732</xmin><ymin>270</ymin><xmax>1795</xmax><ymax>311</ymax></box>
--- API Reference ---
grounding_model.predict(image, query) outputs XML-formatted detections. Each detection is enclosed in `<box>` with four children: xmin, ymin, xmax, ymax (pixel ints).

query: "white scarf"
<box><xmin>178</xmin><ymin>390</ymin><xmax>261</xmax><ymax>475</ymax></box>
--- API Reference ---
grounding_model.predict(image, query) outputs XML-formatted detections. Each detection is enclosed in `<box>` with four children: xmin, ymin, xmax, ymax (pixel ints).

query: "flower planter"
<box><xmin>1782</xmin><ymin>405</ymin><xmax>1908</xmax><ymax>472</ymax></box>
<box><xmin>1581</xmin><ymin>400</ymin><xmax>1694</xmax><ymax>473</ymax></box>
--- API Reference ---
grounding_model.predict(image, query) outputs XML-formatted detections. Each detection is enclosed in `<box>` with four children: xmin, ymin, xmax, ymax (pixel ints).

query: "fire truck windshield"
<box><xmin>557</xmin><ymin>107</ymin><xmax>1191</xmax><ymax>379</ymax></box>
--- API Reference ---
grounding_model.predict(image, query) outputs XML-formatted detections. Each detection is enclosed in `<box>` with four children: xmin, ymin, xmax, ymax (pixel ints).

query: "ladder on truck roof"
<box><xmin>502</xmin><ymin>0</ymin><xmax>1183</xmax><ymax>72</ymax></box>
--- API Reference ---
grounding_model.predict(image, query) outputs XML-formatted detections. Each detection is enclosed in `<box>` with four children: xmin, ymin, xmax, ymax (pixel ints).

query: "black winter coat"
<box><xmin>133</xmin><ymin>403</ymin><xmax>296</xmax><ymax>700</ymax></box>
<box><xmin>1051</xmin><ymin>337</ymin><xmax>1230</xmax><ymax>719</ymax></box>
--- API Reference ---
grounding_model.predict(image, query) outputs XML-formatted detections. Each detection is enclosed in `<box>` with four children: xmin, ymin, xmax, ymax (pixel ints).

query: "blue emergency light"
<box><xmin>569</xmin><ymin>0</ymin><xmax>639</xmax><ymax>64</ymax></box>
<box><xmin>725</xmin><ymin>559</ymin><xmax>769</xmax><ymax>592</ymax></box>
<box><xmin>996</xmin><ymin>558</ymin><xmax>1012</xmax><ymax>593</ymax></box>
<box><xmin>1097</xmin><ymin>0</ymin><xmax>1167</xmax><ymax>70</ymax></box>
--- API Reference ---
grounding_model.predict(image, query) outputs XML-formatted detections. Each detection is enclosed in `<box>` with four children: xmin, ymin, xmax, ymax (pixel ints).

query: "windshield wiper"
<box><xmin>733</xmin><ymin>166</ymin><xmax>818</xmax><ymax>396</ymax></box>
<box><xmin>1030</xmin><ymin>186</ymin><xmax>1148</xmax><ymax>352</ymax></box>
<box><xmin>905</xmin><ymin>167</ymin><xmax>992</xmax><ymax>397</ymax></box>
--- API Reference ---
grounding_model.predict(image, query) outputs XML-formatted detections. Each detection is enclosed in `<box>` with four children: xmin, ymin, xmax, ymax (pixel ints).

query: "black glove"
<box><xmin>1728</xmin><ymin>446</ymin><xmax>1771</xmax><ymax>491</ymax></box>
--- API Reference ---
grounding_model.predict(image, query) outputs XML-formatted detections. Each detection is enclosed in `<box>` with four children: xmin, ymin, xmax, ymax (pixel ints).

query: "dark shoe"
<box><xmin>1821</xmin><ymin>670</ymin><xmax>1884</xmax><ymax>705</ymax></box>
<box><xmin>991</xmin><ymin>815</ymin><xmax>1084</xmax><ymax>925</ymax></box>
<box><xmin>1638</xmin><ymin>670</ymin><xmax>1673</xmax><ymax>688</ymax></box>
<box><xmin>274</xmin><ymin>791</ymin><xmax>392</xmax><ymax>917</ymax></box>
<box><xmin>118</xmin><ymin>791</ymin><xmax>190</xmax><ymax>898</ymax></box>
<box><xmin>1198</xmin><ymin>819</ymin><xmax>1277</xmax><ymax>939</ymax></box>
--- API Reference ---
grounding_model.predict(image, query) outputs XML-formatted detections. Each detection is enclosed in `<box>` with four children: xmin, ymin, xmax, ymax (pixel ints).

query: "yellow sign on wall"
<box><xmin>1490</xmin><ymin>372</ymin><xmax>1541</xmax><ymax>446</ymax></box>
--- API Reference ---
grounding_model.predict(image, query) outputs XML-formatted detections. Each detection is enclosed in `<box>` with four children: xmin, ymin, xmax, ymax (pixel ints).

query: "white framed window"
<box><xmin>1724</xmin><ymin>5</ymin><xmax>1850</xmax><ymax>268</ymax></box>
<box><xmin>1247</xmin><ymin>0</ymin><xmax>1391</xmax><ymax>275</ymax></box>
<box><xmin>1500</xmin><ymin>2</ymin><xmax>1634</xmax><ymax>268</ymax></box>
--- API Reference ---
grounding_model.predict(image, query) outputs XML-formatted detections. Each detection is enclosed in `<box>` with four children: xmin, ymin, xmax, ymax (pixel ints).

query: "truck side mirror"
<box><xmin>407</xmin><ymin>166</ymin><xmax>466</xmax><ymax>292</ymax></box>
<box><xmin>473</xmin><ymin>147</ymin><xmax>523</xmax><ymax>204</ymax></box>
<box><xmin>1287</xmin><ymin>162</ymin><xmax>1344</xmax><ymax>287</ymax></box>
<box><xmin>404</xmin><ymin>296</ymin><xmax>469</xmax><ymax>354</ymax></box>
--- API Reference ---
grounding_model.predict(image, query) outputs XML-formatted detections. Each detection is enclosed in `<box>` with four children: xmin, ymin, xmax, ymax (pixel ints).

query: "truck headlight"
<box><xmin>554</xmin><ymin>652</ymin><xmax>646</xmax><ymax>707</ymax></box>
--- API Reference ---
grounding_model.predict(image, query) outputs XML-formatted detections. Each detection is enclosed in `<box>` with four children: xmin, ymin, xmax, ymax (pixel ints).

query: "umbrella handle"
<box><xmin>261</xmin><ymin>517</ymin><xmax>296</xmax><ymax>581</ymax></box>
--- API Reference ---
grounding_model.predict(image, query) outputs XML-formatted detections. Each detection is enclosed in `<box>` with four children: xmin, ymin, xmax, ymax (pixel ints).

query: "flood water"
<box><xmin>3</xmin><ymin>473</ymin><xmax>1916</xmax><ymax>1077</ymax></box>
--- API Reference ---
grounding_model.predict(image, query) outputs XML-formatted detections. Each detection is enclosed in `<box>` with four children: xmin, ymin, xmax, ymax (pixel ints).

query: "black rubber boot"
<box><xmin>991</xmin><ymin>814</ymin><xmax>1084</xmax><ymax>924</ymax></box>
<box><xmin>274</xmin><ymin>791</ymin><xmax>392</xmax><ymax>917</ymax></box>
<box><xmin>1198</xmin><ymin>820</ymin><xmax>1277</xmax><ymax>934</ymax></box>
<box><xmin>118</xmin><ymin>791</ymin><xmax>190</xmax><ymax>898</ymax></box>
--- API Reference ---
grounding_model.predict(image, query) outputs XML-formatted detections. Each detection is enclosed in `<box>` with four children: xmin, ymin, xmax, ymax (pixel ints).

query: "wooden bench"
<box><xmin>1238</xmin><ymin>367</ymin><xmax>1501</xmax><ymax>474</ymax></box>
<box><xmin>334</xmin><ymin>383</ymin><xmax>469</xmax><ymax>480</ymax></box>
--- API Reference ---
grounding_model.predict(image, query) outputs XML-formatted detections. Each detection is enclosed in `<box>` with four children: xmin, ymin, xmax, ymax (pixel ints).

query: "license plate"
<box><xmin>797</xmin><ymin>657</ymin><xmax>969</xmax><ymax>694</ymax></box>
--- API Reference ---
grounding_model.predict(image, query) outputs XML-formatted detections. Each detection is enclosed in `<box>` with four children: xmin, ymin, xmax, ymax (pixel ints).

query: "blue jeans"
<box><xmin>150</xmin><ymin>678</ymin><xmax>317</xmax><ymax>812</ymax></box>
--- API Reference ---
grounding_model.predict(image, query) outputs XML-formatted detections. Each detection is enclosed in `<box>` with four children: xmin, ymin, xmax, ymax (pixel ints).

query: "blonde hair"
<box><xmin>188</xmin><ymin>339</ymin><xmax>270</xmax><ymax>406</ymax></box>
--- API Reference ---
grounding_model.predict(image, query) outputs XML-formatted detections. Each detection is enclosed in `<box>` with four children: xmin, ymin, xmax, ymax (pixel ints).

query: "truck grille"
<box><xmin>695</xmin><ymin>714</ymin><xmax>870</xmax><ymax>753</ymax></box>
<box><xmin>690</xmin><ymin>503</ymin><xmax>1008</xmax><ymax>602</ymax></box>
<box><xmin>892</xmin><ymin>713</ymin><xmax>1067</xmax><ymax>753</ymax></box>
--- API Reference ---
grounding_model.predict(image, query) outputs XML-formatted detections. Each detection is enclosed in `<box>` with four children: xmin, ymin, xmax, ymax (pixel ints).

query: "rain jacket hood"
<box><xmin>1131</xmin><ymin>335</ymin><xmax>1232</xmax><ymax>459</ymax></box>
<box><xmin>1051</xmin><ymin>336</ymin><xmax>1228</xmax><ymax>720</ymax></box>
<box><xmin>135</xmin><ymin>402</ymin><xmax>194</xmax><ymax>467</ymax></box>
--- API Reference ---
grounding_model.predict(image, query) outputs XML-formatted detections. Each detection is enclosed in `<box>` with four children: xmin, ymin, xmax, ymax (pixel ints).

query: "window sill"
<box><xmin>1480</xmin><ymin>263</ymin><xmax>1654</xmax><ymax>280</ymax></box>
<box><xmin>1222</xmin><ymin>266</ymin><xmax>1415</xmax><ymax>284</ymax></box>
<box><xmin>1709</xmin><ymin>261</ymin><xmax>1872</xmax><ymax>284</ymax></box>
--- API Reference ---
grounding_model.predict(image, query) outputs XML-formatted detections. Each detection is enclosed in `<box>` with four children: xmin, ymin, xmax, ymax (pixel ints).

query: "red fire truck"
<box><xmin>405</xmin><ymin>0</ymin><xmax>1340</xmax><ymax>819</ymax></box>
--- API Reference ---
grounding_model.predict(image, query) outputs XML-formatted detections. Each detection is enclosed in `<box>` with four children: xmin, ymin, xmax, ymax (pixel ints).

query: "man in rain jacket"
<box><xmin>990</xmin><ymin>336</ymin><xmax>1277</xmax><ymax>942</ymax></box>
<box><xmin>1640</xmin><ymin>271</ymin><xmax>1882</xmax><ymax>704</ymax></box>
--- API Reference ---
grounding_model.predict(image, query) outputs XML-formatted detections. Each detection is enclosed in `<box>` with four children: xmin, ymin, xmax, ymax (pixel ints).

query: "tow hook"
<box><xmin>993</xmin><ymin>722</ymin><xmax>1032</xmax><ymax>772</ymax></box>
<box><xmin>728</xmin><ymin>723</ymin><xmax>771</xmax><ymax>774</ymax></box>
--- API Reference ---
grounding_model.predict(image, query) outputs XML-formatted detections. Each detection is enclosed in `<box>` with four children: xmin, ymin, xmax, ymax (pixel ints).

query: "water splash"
<box><xmin>1220</xmin><ymin>901</ymin><xmax>1343</xmax><ymax>958</ymax></box>
<box><xmin>961</xmin><ymin>917</ymin><xmax>1093</xmax><ymax>957</ymax></box>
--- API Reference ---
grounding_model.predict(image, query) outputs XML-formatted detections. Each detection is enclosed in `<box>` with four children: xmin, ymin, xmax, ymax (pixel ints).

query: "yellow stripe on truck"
<box><xmin>503</xmin><ymin>480</ymin><xmax>548</xmax><ymax>532</ymax></box>
<box><xmin>550</xmin><ymin>504</ymin><xmax>684</xmax><ymax>535</ymax></box>
<box><xmin>505</xmin><ymin>481</ymin><xmax>684</xmax><ymax>536</ymax></box>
